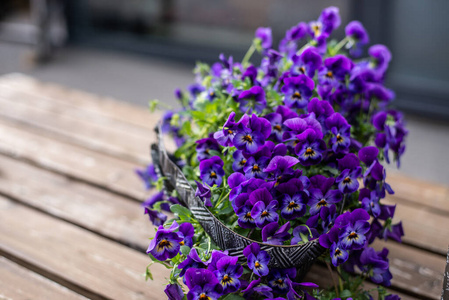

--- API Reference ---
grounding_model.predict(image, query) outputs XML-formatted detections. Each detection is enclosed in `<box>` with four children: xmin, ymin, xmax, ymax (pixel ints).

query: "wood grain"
<box><xmin>0</xmin><ymin>196</ymin><xmax>170</xmax><ymax>300</ymax></box>
<box><xmin>0</xmin><ymin>154</ymin><xmax>153</xmax><ymax>250</ymax></box>
<box><xmin>0</xmin><ymin>118</ymin><xmax>147</xmax><ymax>201</ymax></box>
<box><xmin>0</xmin><ymin>256</ymin><xmax>88</xmax><ymax>300</ymax></box>
<box><xmin>0</xmin><ymin>73</ymin><xmax>154</xmax><ymax>129</ymax></box>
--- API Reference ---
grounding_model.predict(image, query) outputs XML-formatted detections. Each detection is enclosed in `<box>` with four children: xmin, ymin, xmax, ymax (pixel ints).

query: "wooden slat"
<box><xmin>0</xmin><ymin>73</ymin><xmax>154</xmax><ymax>129</ymax></box>
<box><xmin>0</xmin><ymin>196</ymin><xmax>170</xmax><ymax>300</ymax></box>
<box><xmin>0</xmin><ymin>256</ymin><xmax>88</xmax><ymax>300</ymax></box>
<box><xmin>0</xmin><ymin>155</ymin><xmax>442</xmax><ymax>299</ymax></box>
<box><xmin>0</xmin><ymin>118</ymin><xmax>146</xmax><ymax>201</ymax></box>
<box><xmin>0</xmin><ymin>154</ymin><xmax>152</xmax><ymax>250</ymax></box>
<box><xmin>0</xmin><ymin>91</ymin><xmax>153</xmax><ymax>164</ymax></box>
<box><xmin>385</xmin><ymin>197</ymin><xmax>449</xmax><ymax>255</ymax></box>
<box><xmin>387</xmin><ymin>170</ymin><xmax>449</xmax><ymax>214</ymax></box>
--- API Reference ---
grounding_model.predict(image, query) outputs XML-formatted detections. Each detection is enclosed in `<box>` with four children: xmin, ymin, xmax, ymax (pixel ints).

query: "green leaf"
<box><xmin>180</xmin><ymin>245</ymin><xmax>191</xmax><ymax>256</ymax></box>
<box><xmin>145</xmin><ymin>266</ymin><xmax>153</xmax><ymax>281</ymax></box>
<box><xmin>221</xmin><ymin>294</ymin><xmax>245</xmax><ymax>300</ymax></box>
<box><xmin>170</xmin><ymin>204</ymin><xmax>191</xmax><ymax>218</ymax></box>
<box><xmin>340</xmin><ymin>289</ymin><xmax>352</xmax><ymax>298</ymax></box>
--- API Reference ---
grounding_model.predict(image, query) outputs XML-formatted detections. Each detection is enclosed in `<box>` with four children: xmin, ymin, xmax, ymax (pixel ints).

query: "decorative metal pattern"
<box><xmin>151</xmin><ymin>124</ymin><xmax>325</xmax><ymax>271</ymax></box>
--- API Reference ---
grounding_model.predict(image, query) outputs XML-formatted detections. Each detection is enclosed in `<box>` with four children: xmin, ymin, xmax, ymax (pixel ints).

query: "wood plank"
<box><xmin>0</xmin><ymin>118</ymin><xmax>146</xmax><ymax>201</ymax></box>
<box><xmin>0</xmin><ymin>73</ymin><xmax>154</xmax><ymax>129</ymax></box>
<box><xmin>0</xmin><ymin>196</ymin><xmax>170</xmax><ymax>300</ymax></box>
<box><xmin>0</xmin><ymin>154</ymin><xmax>153</xmax><ymax>250</ymax></box>
<box><xmin>0</xmin><ymin>155</ymin><xmax>441</xmax><ymax>299</ymax></box>
<box><xmin>387</xmin><ymin>170</ymin><xmax>449</xmax><ymax>214</ymax></box>
<box><xmin>0</xmin><ymin>91</ymin><xmax>153</xmax><ymax>164</ymax></box>
<box><xmin>0</xmin><ymin>256</ymin><xmax>88</xmax><ymax>300</ymax></box>
<box><xmin>385</xmin><ymin>197</ymin><xmax>449</xmax><ymax>255</ymax></box>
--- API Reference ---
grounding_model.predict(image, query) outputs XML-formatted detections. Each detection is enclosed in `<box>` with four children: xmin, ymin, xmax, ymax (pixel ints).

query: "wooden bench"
<box><xmin>0</xmin><ymin>73</ymin><xmax>447</xmax><ymax>300</ymax></box>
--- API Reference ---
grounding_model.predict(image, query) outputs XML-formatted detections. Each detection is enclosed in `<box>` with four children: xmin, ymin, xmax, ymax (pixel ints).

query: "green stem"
<box><xmin>332</xmin><ymin>36</ymin><xmax>351</xmax><ymax>55</ymax></box>
<box><xmin>242</xmin><ymin>43</ymin><xmax>256</xmax><ymax>67</ymax></box>
<box><xmin>215</xmin><ymin>190</ymin><xmax>230</xmax><ymax>208</ymax></box>
<box><xmin>337</xmin><ymin>266</ymin><xmax>344</xmax><ymax>292</ymax></box>
<box><xmin>339</xmin><ymin>194</ymin><xmax>347</xmax><ymax>215</ymax></box>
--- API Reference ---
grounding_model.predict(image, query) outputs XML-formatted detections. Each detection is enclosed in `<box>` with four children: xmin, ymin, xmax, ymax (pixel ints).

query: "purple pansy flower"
<box><xmin>185</xmin><ymin>268</ymin><xmax>223</xmax><ymax>300</ymax></box>
<box><xmin>243</xmin><ymin>243</ymin><xmax>271</xmax><ymax>277</ymax></box>
<box><xmin>359</xmin><ymin>188</ymin><xmax>381</xmax><ymax>218</ymax></box>
<box><xmin>244</xmin><ymin>155</ymin><xmax>270</xmax><ymax>179</ymax></box>
<box><xmin>233</xmin><ymin>114</ymin><xmax>271</xmax><ymax>154</ymax></box>
<box><xmin>291</xmin><ymin>47</ymin><xmax>322</xmax><ymax>78</ymax></box>
<box><xmin>325</xmin><ymin>113</ymin><xmax>351</xmax><ymax>153</ymax></box>
<box><xmin>359</xmin><ymin>247</ymin><xmax>392</xmax><ymax>286</ymax></box>
<box><xmin>165</xmin><ymin>284</ymin><xmax>184</xmax><ymax>300</ymax></box>
<box><xmin>330</xmin><ymin>242</ymin><xmax>349</xmax><ymax>266</ymax></box>
<box><xmin>135</xmin><ymin>164</ymin><xmax>158</xmax><ymax>190</ymax></box>
<box><xmin>307</xmin><ymin>98</ymin><xmax>335</xmax><ymax>129</ymax></box>
<box><xmin>178</xmin><ymin>222</ymin><xmax>195</xmax><ymax>248</ymax></box>
<box><xmin>318</xmin><ymin>55</ymin><xmax>353</xmax><ymax>87</ymax></box>
<box><xmin>295</xmin><ymin>129</ymin><xmax>327</xmax><ymax>166</ymax></box>
<box><xmin>251</xmin><ymin>199</ymin><xmax>279</xmax><ymax>228</ymax></box>
<box><xmin>335</xmin><ymin>209</ymin><xmax>371</xmax><ymax>250</ymax></box>
<box><xmin>195</xmin><ymin>180</ymin><xmax>212</xmax><ymax>207</ymax></box>
<box><xmin>368</xmin><ymin>44</ymin><xmax>392</xmax><ymax>80</ymax></box>
<box><xmin>262</xmin><ymin>222</ymin><xmax>291</xmax><ymax>245</ymax></box>
<box><xmin>345</xmin><ymin>21</ymin><xmax>369</xmax><ymax>57</ymax></box>
<box><xmin>178</xmin><ymin>248</ymin><xmax>207</xmax><ymax>277</ymax></box>
<box><xmin>263</xmin><ymin>155</ymin><xmax>299</xmax><ymax>183</ymax></box>
<box><xmin>237</xmin><ymin>204</ymin><xmax>257</xmax><ymax>229</ymax></box>
<box><xmin>267</xmin><ymin>268</ymin><xmax>296</xmax><ymax>294</ymax></box>
<box><xmin>213</xmin><ymin>112</ymin><xmax>247</xmax><ymax>147</ymax></box>
<box><xmin>242</xmin><ymin>278</ymin><xmax>274</xmax><ymax>299</ymax></box>
<box><xmin>199</xmin><ymin>156</ymin><xmax>225</xmax><ymax>187</ymax></box>
<box><xmin>280</xmin><ymin>191</ymin><xmax>308</xmax><ymax>220</ymax></box>
<box><xmin>144</xmin><ymin>207</ymin><xmax>167</xmax><ymax>226</ymax></box>
<box><xmin>213</xmin><ymin>256</ymin><xmax>243</xmax><ymax>293</ymax></box>
<box><xmin>308</xmin><ymin>187</ymin><xmax>342</xmax><ymax>215</ymax></box>
<box><xmin>281</xmin><ymin>75</ymin><xmax>315</xmax><ymax>109</ymax></box>
<box><xmin>232</xmin><ymin>150</ymin><xmax>247</xmax><ymax>172</ymax></box>
<box><xmin>237</xmin><ymin>86</ymin><xmax>267</xmax><ymax>114</ymax></box>
<box><xmin>336</xmin><ymin>154</ymin><xmax>362</xmax><ymax>194</ymax></box>
<box><xmin>147</xmin><ymin>222</ymin><xmax>183</xmax><ymax>261</ymax></box>
<box><xmin>196</xmin><ymin>137</ymin><xmax>220</xmax><ymax>161</ymax></box>
<box><xmin>255</xmin><ymin>27</ymin><xmax>272</xmax><ymax>50</ymax></box>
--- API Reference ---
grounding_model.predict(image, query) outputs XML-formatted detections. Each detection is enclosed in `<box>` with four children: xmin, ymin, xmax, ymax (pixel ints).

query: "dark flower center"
<box><xmin>205</xmin><ymin>148</ymin><xmax>210</xmax><ymax>154</ymax></box>
<box><xmin>243</xmin><ymin>134</ymin><xmax>253</xmax><ymax>143</ymax></box>
<box><xmin>179</xmin><ymin>241</ymin><xmax>184</xmax><ymax>246</ymax></box>
<box><xmin>239</xmin><ymin>159</ymin><xmax>247</xmax><ymax>166</ymax></box>
<box><xmin>245</xmin><ymin>212</ymin><xmax>253</xmax><ymax>220</ymax></box>
<box><xmin>288</xmin><ymin>201</ymin><xmax>299</xmax><ymax>209</ymax></box>
<box><xmin>255</xmin><ymin>261</ymin><xmax>261</xmax><ymax>268</ymax></box>
<box><xmin>292</xmin><ymin>91</ymin><xmax>302</xmax><ymax>100</ymax></box>
<box><xmin>209</xmin><ymin>91</ymin><xmax>214</xmax><ymax>97</ymax></box>
<box><xmin>299</xmin><ymin>66</ymin><xmax>306</xmax><ymax>74</ymax></box>
<box><xmin>343</xmin><ymin>177</ymin><xmax>352</xmax><ymax>184</ymax></box>
<box><xmin>276</xmin><ymin>279</ymin><xmax>284</xmax><ymax>285</ymax></box>
<box><xmin>318</xmin><ymin>199</ymin><xmax>328</xmax><ymax>207</ymax></box>
<box><xmin>274</xmin><ymin>124</ymin><xmax>282</xmax><ymax>132</ymax></box>
<box><xmin>252</xmin><ymin>164</ymin><xmax>260</xmax><ymax>172</ymax></box>
<box><xmin>222</xmin><ymin>274</ymin><xmax>232</xmax><ymax>284</ymax></box>
<box><xmin>159</xmin><ymin>239</ymin><xmax>171</xmax><ymax>247</ymax></box>
<box><xmin>305</xmin><ymin>147</ymin><xmax>315</xmax><ymax>157</ymax></box>
<box><xmin>228</xmin><ymin>129</ymin><xmax>233</xmax><ymax>134</ymax></box>
<box><xmin>326</xmin><ymin>71</ymin><xmax>334</xmax><ymax>78</ymax></box>
<box><xmin>312</xmin><ymin>24</ymin><xmax>321</xmax><ymax>36</ymax></box>
<box><xmin>210</xmin><ymin>171</ymin><xmax>217</xmax><ymax>178</ymax></box>
<box><xmin>199</xmin><ymin>293</ymin><xmax>210</xmax><ymax>300</ymax></box>
<box><xmin>261</xmin><ymin>210</ymin><xmax>269</xmax><ymax>217</ymax></box>
<box><xmin>348</xmin><ymin>232</ymin><xmax>358</xmax><ymax>240</ymax></box>
<box><xmin>334</xmin><ymin>248</ymin><xmax>342</xmax><ymax>256</ymax></box>
<box><xmin>336</xmin><ymin>134</ymin><xmax>344</xmax><ymax>143</ymax></box>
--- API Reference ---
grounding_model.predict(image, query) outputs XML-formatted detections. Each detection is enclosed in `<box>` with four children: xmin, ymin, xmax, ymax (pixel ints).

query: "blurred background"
<box><xmin>0</xmin><ymin>0</ymin><xmax>448</xmax><ymax>185</ymax></box>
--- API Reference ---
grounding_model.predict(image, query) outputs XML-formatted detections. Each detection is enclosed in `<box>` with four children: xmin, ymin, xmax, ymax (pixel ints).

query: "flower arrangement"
<box><xmin>137</xmin><ymin>6</ymin><xmax>407</xmax><ymax>300</ymax></box>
